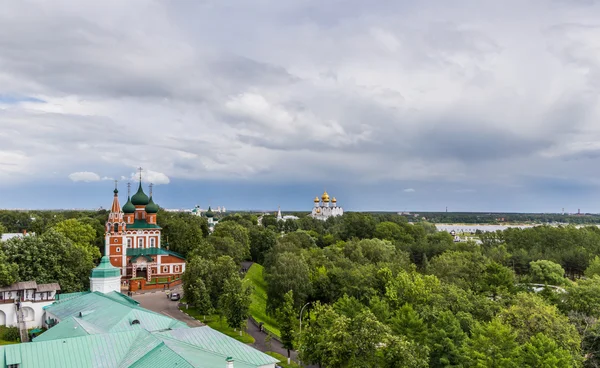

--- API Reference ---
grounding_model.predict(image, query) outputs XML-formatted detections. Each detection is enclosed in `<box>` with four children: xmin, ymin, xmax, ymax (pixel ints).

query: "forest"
<box><xmin>3</xmin><ymin>209</ymin><xmax>600</xmax><ymax>366</ymax></box>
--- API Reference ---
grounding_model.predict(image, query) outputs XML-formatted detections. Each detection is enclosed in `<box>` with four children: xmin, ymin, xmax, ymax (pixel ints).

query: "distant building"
<box><xmin>276</xmin><ymin>206</ymin><xmax>299</xmax><ymax>221</ymax></box>
<box><xmin>0</xmin><ymin>281</ymin><xmax>61</xmax><ymax>329</ymax></box>
<box><xmin>192</xmin><ymin>205</ymin><xmax>220</xmax><ymax>232</ymax></box>
<box><xmin>310</xmin><ymin>191</ymin><xmax>343</xmax><ymax>220</ymax></box>
<box><xmin>1</xmin><ymin>230</ymin><xmax>33</xmax><ymax>242</ymax></box>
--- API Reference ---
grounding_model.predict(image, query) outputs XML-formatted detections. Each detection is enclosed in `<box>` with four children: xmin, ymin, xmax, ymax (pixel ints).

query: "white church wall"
<box><xmin>0</xmin><ymin>301</ymin><xmax>53</xmax><ymax>328</ymax></box>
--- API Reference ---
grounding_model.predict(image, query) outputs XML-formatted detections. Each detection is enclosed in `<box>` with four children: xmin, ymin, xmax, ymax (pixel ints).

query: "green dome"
<box><xmin>131</xmin><ymin>183</ymin><xmax>149</xmax><ymax>206</ymax></box>
<box><xmin>145</xmin><ymin>196</ymin><xmax>159</xmax><ymax>213</ymax></box>
<box><xmin>123</xmin><ymin>196</ymin><xmax>135</xmax><ymax>213</ymax></box>
<box><xmin>205</xmin><ymin>206</ymin><xmax>214</xmax><ymax>218</ymax></box>
<box><xmin>90</xmin><ymin>256</ymin><xmax>121</xmax><ymax>279</ymax></box>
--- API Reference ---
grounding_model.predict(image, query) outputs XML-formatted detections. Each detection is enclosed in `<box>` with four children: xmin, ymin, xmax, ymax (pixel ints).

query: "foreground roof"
<box><xmin>38</xmin><ymin>291</ymin><xmax>186</xmax><ymax>339</ymax></box>
<box><xmin>2</xmin><ymin>327</ymin><xmax>279</xmax><ymax>368</ymax></box>
<box><xmin>4</xmin><ymin>289</ymin><xmax>278</xmax><ymax>367</ymax></box>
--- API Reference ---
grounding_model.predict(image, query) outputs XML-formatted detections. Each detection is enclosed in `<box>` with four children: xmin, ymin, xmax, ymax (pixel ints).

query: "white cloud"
<box><xmin>127</xmin><ymin>170</ymin><xmax>170</xmax><ymax>185</ymax></box>
<box><xmin>68</xmin><ymin>171</ymin><xmax>100</xmax><ymax>182</ymax></box>
<box><xmin>403</xmin><ymin>188</ymin><xmax>416</xmax><ymax>193</ymax></box>
<box><xmin>1</xmin><ymin>0</ymin><xmax>600</xmax><ymax>192</ymax></box>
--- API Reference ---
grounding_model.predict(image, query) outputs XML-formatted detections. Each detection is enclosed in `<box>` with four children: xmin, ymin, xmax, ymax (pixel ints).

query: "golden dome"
<box><xmin>314</xmin><ymin>196</ymin><xmax>320</xmax><ymax>203</ymax></box>
<box><xmin>321</xmin><ymin>191</ymin><xmax>330</xmax><ymax>202</ymax></box>
<box><xmin>316</xmin><ymin>208</ymin><xmax>321</xmax><ymax>213</ymax></box>
<box><xmin>331</xmin><ymin>197</ymin><xmax>337</xmax><ymax>203</ymax></box>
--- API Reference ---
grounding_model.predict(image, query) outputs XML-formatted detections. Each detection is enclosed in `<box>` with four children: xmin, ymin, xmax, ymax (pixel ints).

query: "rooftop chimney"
<box><xmin>226</xmin><ymin>357</ymin><xmax>234</xmax><ymax>368</ymax></box>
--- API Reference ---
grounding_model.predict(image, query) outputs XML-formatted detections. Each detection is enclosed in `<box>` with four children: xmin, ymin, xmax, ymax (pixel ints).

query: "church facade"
<box><xmin>311</xmin><ymin>191</ymin><xmax>344</xmax><ymax>220</ymax></box>
<box><xmin>104</xmin><ymin>180</ymin><xmax>186</xmax><ymax>284</ymax></box>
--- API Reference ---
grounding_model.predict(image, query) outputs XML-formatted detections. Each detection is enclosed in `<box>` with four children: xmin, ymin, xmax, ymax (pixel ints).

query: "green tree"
<box><xmin>427</xmin><ymin>310</ymin><xmax>467</xmax><ymax>368</ymax></box>
<box><xmin>428</xmin><ymin>250</ymin><xmax>488</xmax><ymax>290</ymax></box>
<box><xmin>3</xmin><ymin>230</ymin><xmax>97</xmax><ymax>292</ymax></box>
<box><xmin>339</xmin><ymin>213</ymin><xmax>376</xmax><ymax>240</ymax></box>
<box><xmin>160</xmin><ymin>214</ymin><xmax>207</xmax><ymax>256</ymax></box>
<box><xmin>389</xmin><ymin>304</ymin><xmax>427</xmax><ymax>344</ymax></box>
<box><xmin>0</xmin><ymin>249</ymin><xmax>18</xmax><ymax>287</ymax></box>
<box><xmin>498</xmin><ymin>293</ymin><xmax>581</xmax><ymax>355</ymax></box>
<box><xmin>521</xmin><ymin>333</ymin><xmax>573</xmax><ymax>368</ymax></box>
<box><xmin>461</xmin><ymin>319</ymin><xmax>522</xmax><ymax>368</ymax></box>
<box><xmin>186</xmin><ymin>278</ymin><xmax>213</xmax><ymax>320</ymax></box>
<box><xmin>265</xmin><ymin>252</ymin><xmax>311</xmax><ymax>312</ymax></box>
<box><xmin>381</xmin><ymin>335</ymin><xmax>429</xmax><ymax>368</ymax></box>
<box><xmin>585</xmin><ymin>256</ymin><xmax>600</xmax><ymax>278</ymax></box>
<box><xmin>249</xmin><ymin>227</ymin><xmax>277</xmax><ymax>264</ymax></box>
<box><xmin>479</xmin><ymin>261</ymin><xmax>515</xmax><ymax>299</ymax></box>
<box><xmin>208</xmin><ymin>236</ymin><xmax>246</xmax><ymax>264</ymax></box>
<box><xmin>529</xmin><ymin>260</ymin><xmax>566</xmax><ymax>285</ymax></box>
<box><xmin>219</xmin><ymin>275</ymin><xmax>252</xmax><ymax>333</ymax></box>
<box><xmin>563</xmin><ymin>276</ymin><xmax>600</xmax><ymax>317</ymax></box>
<box><xmin>212</xmin><ymin>221</ymin><xmax>250</xmax><ymax>260</ymax></box>
<box><xmin>278</xmin><ymin>290</ymin><xmax>297</xmax><ymax>364</ymax></box>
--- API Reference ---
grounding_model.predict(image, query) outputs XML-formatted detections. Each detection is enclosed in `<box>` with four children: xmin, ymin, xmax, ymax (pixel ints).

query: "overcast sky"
<box><xmin>1</xmin><ymin>0</ymin><xmax>600</xmax><ymax>212</ymax></box>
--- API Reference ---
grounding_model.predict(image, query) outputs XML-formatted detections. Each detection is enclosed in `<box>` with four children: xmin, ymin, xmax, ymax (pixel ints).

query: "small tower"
<box><xmin>90</xmin><ymin>255</ymin><xmax>121</xmax><ymax>293</ymax></box>
<box><xmin>277</xmin><ymin>206</ymin><xmax>283</xmax><ymax>221</ymax></box>
<box><xmin>105</xmin><ymin>181</ymin><xmax>124</xmax><ymax>256</ymax></box>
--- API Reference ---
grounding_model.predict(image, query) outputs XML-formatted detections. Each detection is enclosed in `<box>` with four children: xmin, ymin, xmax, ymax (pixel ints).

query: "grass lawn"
<box><xmin>0</xmin><ymin>340</ymin><xmax>18</xmax><ymax>346</ymax></box>
<box><xmin>179</xmin><ymin>306</ymin><xmax>254</xmax><ymax>344</ymax></box>
<box><xmin>265</xmin><ymin>352</ymin><xmax>299</xmax><ymax>367</ymax></box>
<box><xmin>244</xmin><ymin>263</ymin><xmax>281</xmax><ymax>337</ymax></box>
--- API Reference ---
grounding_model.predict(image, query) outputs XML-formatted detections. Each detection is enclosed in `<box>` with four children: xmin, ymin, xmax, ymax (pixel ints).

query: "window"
<box><xmin>150</xmin><ymin>238</ymin><xmax>155</xmax><ymax>247</ymax></box>
<box><xmin>116</xmin><ymin>247</ymin><xmax>121</xmax><ymax>253</ymax></box>
<box><xmin>138</xmin><ymin>238</ymin><xmax>143</xmax><ymax>248</ymax></box>
<box><xmin>114</xmin><ymin>224</ymin><xmax>119</xmax><ymax>233</ymax></box>
<box><xmin>175</xmin><ymin>266</ymin><xmax>179</xmax><ymax>272</ymax></box>
<box><xmin>163</xmin><ymin>266</ymin><xmax>168</xmax><ymax>273</ymax></box>
<box><xmin>127</xmin><ymin>238</ymin><xmax>132</xmax><ymax>247</ymax></box>
<box><xmin>114</xmin><ymin>238</ymin><xmax>118</xmax><ymax>243</ymax></box>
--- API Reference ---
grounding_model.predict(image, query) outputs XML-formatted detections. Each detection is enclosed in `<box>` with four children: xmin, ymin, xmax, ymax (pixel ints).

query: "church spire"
<box><xmin>277</xmin><ymin>205</ymin><xmax>282</xmax><ymax>221</ymax></box>
<box><xmin>110</xmin><ymin>180</ymin><xmax>121</xmax><ymax>214</ymax></box>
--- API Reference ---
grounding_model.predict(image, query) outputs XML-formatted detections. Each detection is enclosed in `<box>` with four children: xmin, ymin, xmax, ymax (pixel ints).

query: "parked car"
<box><xmin>170</xmin><ymin>292</ymin><xmax>181</xmax><ymax>301</ymax></box>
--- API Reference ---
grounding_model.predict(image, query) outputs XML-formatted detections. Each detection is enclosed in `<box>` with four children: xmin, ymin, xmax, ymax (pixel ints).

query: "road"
<box><xmin>132</xmin><ymin>287</ymin><xmax>203</xmax><ymax>327</ymax></box>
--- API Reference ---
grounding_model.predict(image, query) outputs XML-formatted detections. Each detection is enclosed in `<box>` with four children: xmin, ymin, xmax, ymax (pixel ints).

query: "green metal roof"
<box><xmin>33</xmin><ymin>316</ymin><xmax>107</xmax><ymax>342</ymax></box>
<box><xmin>90</xmin><ymin>256</ymin><xmax>121</xmax><ymax>279</ymax></box>
<box><xmin>131</xmin><ymin>183</ymin><xmax>150</xmax><ymax>206</ymax></box>
<box><xmin>127</xmin><ymin>220</ymin><xmax>162</xmax><ymax>229</ymax></box>
<box><xmin>4</xmin><ymin>326</ymin><xmax>279</xmax><ymax>367</ymax></box>
<box><xmin>126</xmin><ymin>247</ymin><xmax>185</xmax><ymax>260</ymax></box>
<box><xmin>145</xmin><ymin>196</ymin><xmax>159</xmax><ymax>214</ymax></box>
<box><xmin>3</xmin><ymin>289</ymin><xmax>279</xmax><ymax>367</ymax></box>
<box><xmin>41</xmin><ymin>291</ymin><xmax>187</xmax><ymax>336</ymax></box>
<box><xmin>123</xmin><ymin>196</ymin><xmax>136</xmax><ymax>213</ymax></box>
<box><xmin>157</xmin><ymin>327</ymin><xmax>278</xmax><ymax>367</ymax></box>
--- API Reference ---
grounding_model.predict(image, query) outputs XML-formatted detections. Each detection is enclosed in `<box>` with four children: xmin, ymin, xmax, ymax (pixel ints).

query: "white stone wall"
<box><xmin>0</xmin><ymin>301</ymin><xmax>53</xmax><ymax>329</ymax></box>
<box><xmin>90</xmin><ymin>275</ymin><xmax>121</xmax><ymax>294</ymax></box>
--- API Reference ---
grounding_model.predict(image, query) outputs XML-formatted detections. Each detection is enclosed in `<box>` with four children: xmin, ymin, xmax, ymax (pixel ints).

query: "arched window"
<box><xmin>150</xmin><ymin>238</ymin><xmax>155</xmax><ymax>247</ymax></box>
<box><xmin>127</xmin><ymin>238</ymin><xmax>132</xmax><ymax>247</ymax></box>
<box><xmin>138</xmin><ymin>238</ymin><xmax>143</xmax><ymax>248</ymax></box>
<box><xmin>113</xmin><ymin>224</ymin><xmax>119</xmax><ymax>233</ymax></box>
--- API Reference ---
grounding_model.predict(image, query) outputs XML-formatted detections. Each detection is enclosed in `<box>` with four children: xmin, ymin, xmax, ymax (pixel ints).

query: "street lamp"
<box><xmin>299</xmin><ymin>302</ymin><xmax>311</xmax><ymax>333</ymax></box>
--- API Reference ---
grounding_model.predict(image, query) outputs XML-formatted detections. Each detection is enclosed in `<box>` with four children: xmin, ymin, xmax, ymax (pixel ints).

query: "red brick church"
<box><xmin>104</xmin><ymin>173</ymin><xmax>185</xmax><ymax>290</ymax></box>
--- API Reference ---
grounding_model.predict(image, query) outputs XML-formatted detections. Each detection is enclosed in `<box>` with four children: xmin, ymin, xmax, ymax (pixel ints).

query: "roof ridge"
<box><xmin>156</xmin><ymin>330</ymin><xmax>264</xmax><ymax>366</ymax></box>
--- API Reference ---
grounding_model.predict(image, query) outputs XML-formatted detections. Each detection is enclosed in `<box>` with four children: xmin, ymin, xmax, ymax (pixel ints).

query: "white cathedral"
<box><xmin>311</xmin><ymin>191</ymin><xmax>343</xmax><ymax>220</ymax></box>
